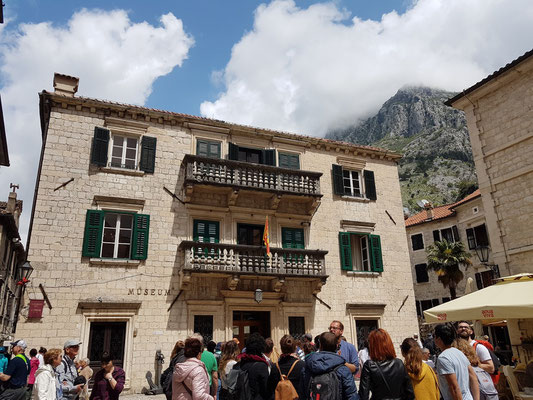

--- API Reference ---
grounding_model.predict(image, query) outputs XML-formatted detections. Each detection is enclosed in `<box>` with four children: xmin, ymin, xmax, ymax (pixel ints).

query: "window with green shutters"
<box><xmin>82</xmin><ymin>210</ymin><xmax>150</xmax><ymax>260</ymax></box>
<box><xmin>278</xmin><ymin>153</ymin><xmax>300</xmax><ymax>170</ymax></box>
<box><xmin>332</xmin><ymin>165</ymin><xmax>377</xmax><ymax>200</ymax></box>
<box><xmin>193</xmin><ymin>220</ymin><xmax>220</xmax><ymax>257</ymax></box>
<box><xmin>338</xmin><ymin>232</ymin><xmax>383</xmax><ymax>272</ymax></box>
<box><xmin>196</xmin><ymin>140</ymin><xmax>221</xmax><ymax>158</ymax></box>
<box><xmin>90</xmin><ymin>126</ymin><xmax>157</xmax><ymax>173</ymax></box>
<box><xmin>282</xmin><ymin>228</ymin><xmax>304</xmax><ymax>262</ymax></box>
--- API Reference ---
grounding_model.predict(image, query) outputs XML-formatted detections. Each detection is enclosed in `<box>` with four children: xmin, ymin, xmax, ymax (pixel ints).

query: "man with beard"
<box><xmin>456</xmin><ymin>322</ymin><xmax>494</xmax><ymax>374</ymax></box>
<box><xmin>328</xmin><ymin>320</ymin><xmax>358</xmax><ymax>374</ymax></box>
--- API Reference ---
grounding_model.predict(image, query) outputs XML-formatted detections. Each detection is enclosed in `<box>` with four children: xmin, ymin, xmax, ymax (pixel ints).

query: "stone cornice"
<box><xmin>40</xmin><ymin>91</ymin><xmax>402</xmax><ymax>162</ymax></box>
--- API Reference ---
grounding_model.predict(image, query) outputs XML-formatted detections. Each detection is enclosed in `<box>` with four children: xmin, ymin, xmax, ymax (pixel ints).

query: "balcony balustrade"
<box><xmin>183</xmin><ymin>155</ymin><xmax>322</xmax><ymax>197</ymax></box>
<box><xmin>179</xmin><ymin>241</ymin><xmax>327</xmax><ymax>278</ymax></box>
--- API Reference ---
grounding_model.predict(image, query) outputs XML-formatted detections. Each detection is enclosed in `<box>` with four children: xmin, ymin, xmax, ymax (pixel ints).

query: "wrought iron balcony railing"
<box><xmin>183</xmin><ymin>155</ymin><xmax>322</xmax><ymax>196</ymax></box>
<box><xmin>179</xmin><ymin>241</ymin><xmax>327</xmax><ymax>278</ymax></box>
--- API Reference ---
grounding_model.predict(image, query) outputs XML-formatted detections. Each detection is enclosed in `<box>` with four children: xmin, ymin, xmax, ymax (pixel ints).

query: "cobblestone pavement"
<box><xmin>121</xmin><ymin>393</ymin><xmax>166</xmax><ymax>400</ymax></box>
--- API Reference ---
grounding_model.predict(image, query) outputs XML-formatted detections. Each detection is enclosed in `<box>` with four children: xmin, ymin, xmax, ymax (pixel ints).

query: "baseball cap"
<box><xmin>10</xmin><ymin>340</ymin><xmax>27</xmax><ymax>349</ymax></box>
<box><xmin>64</xmin><ymin>339</ymin><xmax>82</xmax><ymax>349</ymax></box>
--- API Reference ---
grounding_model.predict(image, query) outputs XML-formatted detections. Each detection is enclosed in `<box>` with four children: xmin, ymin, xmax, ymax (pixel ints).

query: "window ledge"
<box><xmin>89</xmin><ymin>258</ymin><xmax>141</xmax><ymax>267</ymax></box>
<box><xmin>346</xmin><ymin>270</ymin><xmax>380</xmax><ymax>276</ymax></box>
<box><xmin>99</xmin><ymin>166</ymin><xmax>145</xmax><ymax>176</ymax></box>
<box><xmin>341</xmin><ymin>196</ymin><xmax>370</xmax><ymax>203</ymax></box>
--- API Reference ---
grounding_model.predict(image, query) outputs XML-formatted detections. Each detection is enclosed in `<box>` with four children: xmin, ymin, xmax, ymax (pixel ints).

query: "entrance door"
<box><xmin>87</xmin><ymin>322</ymin><xmax>126</xmax><ymax>376</ymax></box>
<box><xmin>232</xmin><ymin>311</ymin><xmax>270</xmax><ymax>350</ymax></box>
<box><xmin>354</xmin><ymin>319</ymin><xmax>378</xmax><ymax>349</ymax></box>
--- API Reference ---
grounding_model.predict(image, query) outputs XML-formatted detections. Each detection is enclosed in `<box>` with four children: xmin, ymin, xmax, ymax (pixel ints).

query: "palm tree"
<box><xmin>426</xmin><ymin>239</ymin><xmax>472</xmax><ymax>299</ymax></box>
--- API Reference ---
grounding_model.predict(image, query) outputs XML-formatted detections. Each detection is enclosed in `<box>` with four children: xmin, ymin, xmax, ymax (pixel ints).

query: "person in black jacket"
<box><xmin>238</xmin><ymin>333</ymin><xmax>269</xmax><ymax>399</ymax></box>
<box><xmin>267</xmin><ymin>335</ymin><xmax>304</xmax><ymax>399</ymax></box>
<box><xmin>358</xmin><ymin>329</ymin><xmax>414</xmax><ymax>400</ymax></box>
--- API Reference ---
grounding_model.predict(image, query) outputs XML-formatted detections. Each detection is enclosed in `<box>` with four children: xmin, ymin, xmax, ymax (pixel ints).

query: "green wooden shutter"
<box><xmin>197</xmin><ymin>140</ymin><xmax>221</xmax><ymax>158</ymax></box>
<box><xmin>339</xmin><ymin>232</ymin><xmax>353</xmax><ymax>270</ymax></box>
<box><xmin>282</xmin><ymin>228</ymin><xmax>304</xmax><ymax>249</ymax></box>
<box><xmin>90</xmin><ymin>127</ymin><xmax>109</xmax><ymax>167</ymax></box>
<box><xmin>263</xmin><ymin>149</ymin><xmax>276</xmax><ymax>166</ymax></box>
<box><xmin>193</xmin><ymin>220</ymin><xmax>219</xmax><ymax>243</ymax></box>
<box><xmin>332</xmin><ymin>164</ymin><xmax>344</xmax><ymax>196</ymax></box>
<box><xmin>369</xmin><ymin>234</ymin><xmax>383</xmax><ymax>272</ymax></box>
<box><xmin>140</xmin><ymin>136</ymin><xmax>157</xmax><ymax>173</ymax></box>
<box><xmin>82</xmin><ymin>210</ymin><xmax>104</xmax><ymax>257</ymax></box>
<box><xmin>279</xmin><ymin>153</ymin><xmax>300</xmax><ymax>170</ymax></box>
<box><xmin>131</xmin><ymin>214</ymin><xmax>150</xmax><ymax>260</ymax></box>
<box><xmin>228</xmin><ymin>143</ymin><xmax>239</xmax><ymax>160</ymax></box>
<box><xmin>364</xmin><ymin>170</ymin><xmax>377</xmax><ymax>200</ymax></box>
<box><xmin>197</xmin><ymin>140</ymin><xmax>209</xmax><ymax>157</ymax></box>
<box><xmin>452</xmin><ymin>225</ymin><xmax>460</xmax><ymax>242</ymax></box>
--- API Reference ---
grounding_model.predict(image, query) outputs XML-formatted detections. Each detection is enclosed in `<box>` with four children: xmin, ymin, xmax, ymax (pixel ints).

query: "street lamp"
<box><xmin>474</xmin><ymin>246</ymin><xmax>500</xmax><ymax>279</ymax></box>
<box><xmin>17</xmin><ymin>261</ymin><xmax>33</xmax><ymax>283</ymax></box>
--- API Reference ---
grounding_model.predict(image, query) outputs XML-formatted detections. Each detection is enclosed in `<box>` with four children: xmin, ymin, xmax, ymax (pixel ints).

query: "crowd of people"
<box><xmin>0</xmin><ymin>339</ymin><xmax>124</xmax><ymax>400</ymax></box>
<box><xmin>0</xmin><ymin>319</ymin><xmax>510</xmax><ymax>400</ymax></box>
<box><xmin>166</xmin><ymin>320</ymin><xmax>505</xmax><ymax>400</ymax></box>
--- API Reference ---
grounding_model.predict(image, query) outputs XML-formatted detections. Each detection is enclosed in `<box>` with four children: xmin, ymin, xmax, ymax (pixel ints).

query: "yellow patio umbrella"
<box><xmin>423</xmin><ymin>273</ymin><xmax>533</xmax><ymax>323</ymax></box>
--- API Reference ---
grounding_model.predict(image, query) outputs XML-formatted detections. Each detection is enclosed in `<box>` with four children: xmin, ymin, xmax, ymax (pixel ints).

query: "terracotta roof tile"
<box><xmin>405</xmin><ymin>189</ymin><xmax>480</xmax><ymax>227</ymax></box>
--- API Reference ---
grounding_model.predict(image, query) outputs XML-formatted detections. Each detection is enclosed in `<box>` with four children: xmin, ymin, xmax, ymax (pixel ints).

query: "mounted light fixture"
<box><xmin>254</xmin><ymin>288</ymin><xmax>263</xmax><ymax>304</ymax></box>
<box><xmin>18</xmin><ymin>261</ymin><xmax>34</xmax><ymax>282</ymax></box>
<box><xmin>474</xmin><ymin>245</ymin><xmax>490</xmax><ymax>264</ymax></box>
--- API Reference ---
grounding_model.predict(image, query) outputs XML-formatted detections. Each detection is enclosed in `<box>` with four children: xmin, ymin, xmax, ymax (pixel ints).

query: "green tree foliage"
<box><xmin>426</xmin><ymin>240</ymin><xmax>472</xmax><ymax>299</ymax></box>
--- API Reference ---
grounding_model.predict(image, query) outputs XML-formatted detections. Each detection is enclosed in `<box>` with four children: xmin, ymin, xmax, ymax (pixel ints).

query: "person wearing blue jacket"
<box><xmin>302</xmin><ymin>332</ymin><xmax>359</xmax><ymax>400</ymax></box>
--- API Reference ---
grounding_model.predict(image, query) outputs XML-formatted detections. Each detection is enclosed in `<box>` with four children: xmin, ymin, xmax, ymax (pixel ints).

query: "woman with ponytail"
<box><xmin>400</xmin><ymin>338</ymin><xmax>439</xmax><ymax>400</ymax></box>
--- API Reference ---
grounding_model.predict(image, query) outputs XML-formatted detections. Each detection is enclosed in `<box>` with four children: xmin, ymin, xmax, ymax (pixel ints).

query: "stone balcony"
<box><xmin>178</xmin><ymin>241</ymin><xmax>328</xmax><ymax>292</ymax></box>
<box><xmin>182</xmin><ymin>155</ymin><xmax>322</xmax><ymax>216</ymax></box>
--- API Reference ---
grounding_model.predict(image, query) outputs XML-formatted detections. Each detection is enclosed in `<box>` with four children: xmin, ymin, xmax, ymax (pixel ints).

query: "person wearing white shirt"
<box><xmin>456</xmin><ymin>322</ymin><xmax>494</xmax><ymax>374</ymax></box>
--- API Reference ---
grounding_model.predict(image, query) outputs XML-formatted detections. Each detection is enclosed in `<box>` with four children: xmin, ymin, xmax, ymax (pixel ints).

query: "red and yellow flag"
<box><xmin>263</xmin><ymin>216</ymin><xmax>271</xmax><ymax>257</ymax></box>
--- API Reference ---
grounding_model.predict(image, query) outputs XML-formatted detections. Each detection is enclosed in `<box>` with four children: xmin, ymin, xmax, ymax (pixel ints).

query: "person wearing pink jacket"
<box><xmin>173</xmin><ymin>337</ymin><xmax>213</xmax><ymax>400</ymax></box>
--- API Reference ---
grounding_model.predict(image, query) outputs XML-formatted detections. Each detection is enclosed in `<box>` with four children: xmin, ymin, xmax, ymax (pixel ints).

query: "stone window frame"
<box><xmin>347</xmin><ymin>304</ymin><xmax>384</xmax><ymax>347</ymax></box>
<box><xmin>186</xmin><ymin>301</ymin><xmax>225</xmax><ymax>342</ymax></box>
<box><xmin>410</xmin><ymin>232</ymin><xmax>425</xmax><ymax>251</ymax></box>
<box><xmin>108</xmin><ymin>134</ymin><xmax>140</xmax><ymax>170</ymax></box>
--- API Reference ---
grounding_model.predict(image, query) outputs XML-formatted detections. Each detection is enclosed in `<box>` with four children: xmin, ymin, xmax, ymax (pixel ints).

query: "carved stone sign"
<box><xmin>128</xmin><ymin>288</ymin><xmax>171</xmax><ymax>296</ymax></box>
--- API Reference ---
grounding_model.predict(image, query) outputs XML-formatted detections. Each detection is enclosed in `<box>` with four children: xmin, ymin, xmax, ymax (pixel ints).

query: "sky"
<box><xmin>0</xmin><ymin>0</ymin><xmax>532</xmax><ymax>244</ymax></box>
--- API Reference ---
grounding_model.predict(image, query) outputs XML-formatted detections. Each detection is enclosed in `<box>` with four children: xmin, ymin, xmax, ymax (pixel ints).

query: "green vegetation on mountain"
<box><xmin>327</xmin><ymin>86</ymin><xmax>477</xmax><ymax>213</ymax></box>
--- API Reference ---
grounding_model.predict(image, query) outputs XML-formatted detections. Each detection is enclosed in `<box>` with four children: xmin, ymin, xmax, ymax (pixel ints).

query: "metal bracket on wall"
<box><xmin>163</xmin><ymin>186</ymin><xmax>185</xmax><ymax>205</ymax></box>
<box><xmin>39</xmin><ymin>284</ymin><xmax>53</xmax><ymax>310</ymax></box>
<box><xmin>53</xmin><ymin>178</ymin><xmax>74</xmax><ymax>191</ymax></box>
<box><xmin>167</xmin><ymin>290</ymin><xmax>183</xmax><ymax>312</ymax></box>
<box><xmin>313</xmin><ymin>293</ymin><xmax>332</xmax><ymax>310</ymax></box>
<box><xmin>385</xmin><ymin>210</ymin><xmax>396</xmax><ymax>225</ymax></box>
<box><xmin>397</xmin><ymin>295</ymin><xmax>409</xmax><ymax>312</ymax></box>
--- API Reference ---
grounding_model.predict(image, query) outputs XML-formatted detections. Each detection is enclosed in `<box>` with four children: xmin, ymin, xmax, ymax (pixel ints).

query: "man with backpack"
<box><xmin>302</xmin><ymin>332</ymin><xmax>359</xmax><ymax>400</ymax></box>
<box><xmin>329</xmin><ymin>321</ymin><xmax>358</xmax><ymax>374</ymax></box>
<box><xmin>0</xmin><ymin>340</ymin><xmax>30</xmax><ymax>400</ymax></box>
<box><xmin>456</xmin><ymin>322</ymin><xmax>500</xmax><ymax>384</ymax></box>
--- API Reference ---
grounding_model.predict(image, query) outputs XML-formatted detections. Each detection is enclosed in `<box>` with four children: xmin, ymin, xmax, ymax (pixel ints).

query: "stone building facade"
<box><xmin>447</xmin><ymin>49</ymin><xmax>533</xmax><ymax>362</ymax></box>
<box><xmin>17</xmin><ymin>73</ymin><xmax>418</xmax><ymax>393</ymax></box>
<box><xmin>405</xmin><ymin>191</ymin><xmax>499</xmax><ymax>316</ymax></box>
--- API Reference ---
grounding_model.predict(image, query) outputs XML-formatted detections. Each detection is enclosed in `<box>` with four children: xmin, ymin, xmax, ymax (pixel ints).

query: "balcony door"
<box><xmin>237</xmin><ymin>224</ymin><xmax>264</xmax><ymax>246</ymax></box>
<box><xmin>232</xmin><ymin>311</ymin><xmax>271</xmax><ymax>350</ymax></box>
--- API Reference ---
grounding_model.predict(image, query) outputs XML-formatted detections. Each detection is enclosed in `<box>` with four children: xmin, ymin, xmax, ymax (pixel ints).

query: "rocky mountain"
<box><xmin>327</xmin><ymin>87</ymin><xmax>478</xmax><ymax>212</ymax></box>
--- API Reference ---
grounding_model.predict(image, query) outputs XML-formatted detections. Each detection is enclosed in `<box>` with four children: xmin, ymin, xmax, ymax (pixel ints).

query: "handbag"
<box><xmin>373</xmin><ymin>360</ymin><xmax>402</xmax><ymax>400</ymax></box>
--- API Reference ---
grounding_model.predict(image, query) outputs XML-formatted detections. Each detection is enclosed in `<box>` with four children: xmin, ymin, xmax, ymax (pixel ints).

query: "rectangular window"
<box><xmin>288</xmin><ymin>317</ymin><xmax>305</xmax><ymax>341</ymax></box>
<box><xmin>101</xmin><ymin>213</ymin><xmax>134</xmax><ymax>258</ymax></box>
<box><xmin>281</xmin><ymin>228</ymin><xmax>304</xmax><ymax>249</ymax></box>
<box><xmin>342</xmin><ymin>170</ymin><xmax>362</xmax><ymax>197</ymax></box>
<box><xmin>110</xmin><ymin>136</ymin><xmax>138</xmax><ymax>169</ymax></box>
<box><xmin>411</xmin><ymin>234</ymin><xmax>424</xmax><ymax>251</ymax></box>
<box><xmin>82</xmin><ymin>210</ymin><xmax>149</xmax><ymax>260</ymax></box>
<box><xmin>196</xmin><ymin>139</ymin><xmax>221</xmax><ymax>158</ymax></box>
<box><xmin>339</xmin><ymin>232</ymin><xmax>382</xmax><ymax>272</ymax></box>
<box><xmin>442</xmin><ymin>297</ymin><xmax>451</xmax><ymax>303</ymax></box>
<box><xmin>420</xmin><ymin>300</ymin><xmax>433</xmax><ymax>313</ymax></box>
<box><xmin>440</xmin><ymin>227</ymin><xmax>454</xmax><ymax>242</ymax></box>
<box><xmin>194</xmin><ymin>315</ymin><xmax>214</xmax><ymax>344</ymax></box>
<box><xmin>278</xmin><ymin>153</ymin><xmax>300</xmax><ymax>170</ymax></box>
<box><xmin>475</xmin><ymin>270</ymin><xmax>494</xmax><ymax>290</ymax></box>
<box><xmin>415</xmin><ymin>263</ymin><xmax>429</xmax><ymax>283</ymax></box>
<box><xmin>237</xmin><ymin>224</ymin><xmax>264</xmax><ymax>246</ymax></box>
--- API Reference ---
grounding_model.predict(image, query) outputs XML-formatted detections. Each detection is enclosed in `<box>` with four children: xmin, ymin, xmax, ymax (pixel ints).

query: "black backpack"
<box><xmin>161</xmin><ymin>355</ymin><xmax>180</xmax><ymax>397</ymax></box>
<box><xmin>473</xmin><ymin>342</ymin><xmax>501</xmax><ymax>376</ymax></box>
<box><xmin>220</xmin><ymin>364</ymin><xmax>252</xmax><ymax>400</ymax></box>
<box><xmin>309</xmin><ymin>365</ymin><xmax>342</xmax><ymax>400</ymax></box>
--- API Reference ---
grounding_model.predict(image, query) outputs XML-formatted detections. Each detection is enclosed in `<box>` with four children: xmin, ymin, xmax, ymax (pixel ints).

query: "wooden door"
<box><xmin>232</xmin><ymin>311</ymin><xmax>270</xmax><ymax>350</ymax></box>
<box><xmin>87</xmin><ymin>322</ymin><xmax>126</xmax><ymax>376</ymax></box>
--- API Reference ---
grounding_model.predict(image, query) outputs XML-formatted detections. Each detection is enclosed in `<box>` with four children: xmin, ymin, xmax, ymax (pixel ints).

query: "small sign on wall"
<box><xmin>28</xmin><ymin>299</ymin><xmax>45</xmax><ymax>319</ymax></box>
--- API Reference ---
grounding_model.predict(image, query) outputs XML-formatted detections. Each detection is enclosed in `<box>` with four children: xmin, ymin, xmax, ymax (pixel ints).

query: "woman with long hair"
<box><xmin>400</xmin><ymin>338</ymin><xmax>439</xmax><ymax>400</ymax></box>
<box><xmin>453</xmin><ymin>339</ymin><xmax>498</xmax><ymax>400</ymax></box>
<box><xmin>359</xmin><ymin>329</ymin><xmax>414</xmax><ymax>400</ymax></box>
<box><xmin>218</xmin><ymin>341</ymin><xmax>239</xmax><ymax>378</ymax></box>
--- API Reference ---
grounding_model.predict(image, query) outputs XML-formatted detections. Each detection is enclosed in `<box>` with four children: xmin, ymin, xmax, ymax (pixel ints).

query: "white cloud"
<box><xmin>0</xmin><ymin>9</ymin><xmax>194</xmax><ymax>243</ymax></box>
<box><xmin>200</xmin><ymin>0</ymin><xmax>533</xmax><ymax>136</ymax></box>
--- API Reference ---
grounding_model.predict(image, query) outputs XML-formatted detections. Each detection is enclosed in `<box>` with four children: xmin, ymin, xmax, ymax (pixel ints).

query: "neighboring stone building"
<box><xmin>0</xmin><ymin>191</ymin><xmax>25</xmax><ymax>341</ymax></box>
<box><xmin>17</xmin><ymin>73</ymin><xmax>417</xmax><ymax>393</ymax></box>
<box><xmin>405</xmin><ymin>190</ymin><xmax>499</xmax><ymax>314</ymax></box>
<box><xmin>446</xmin><ymin>49</ymin><xmax>533</xmax><ymax>363</ymax></box>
